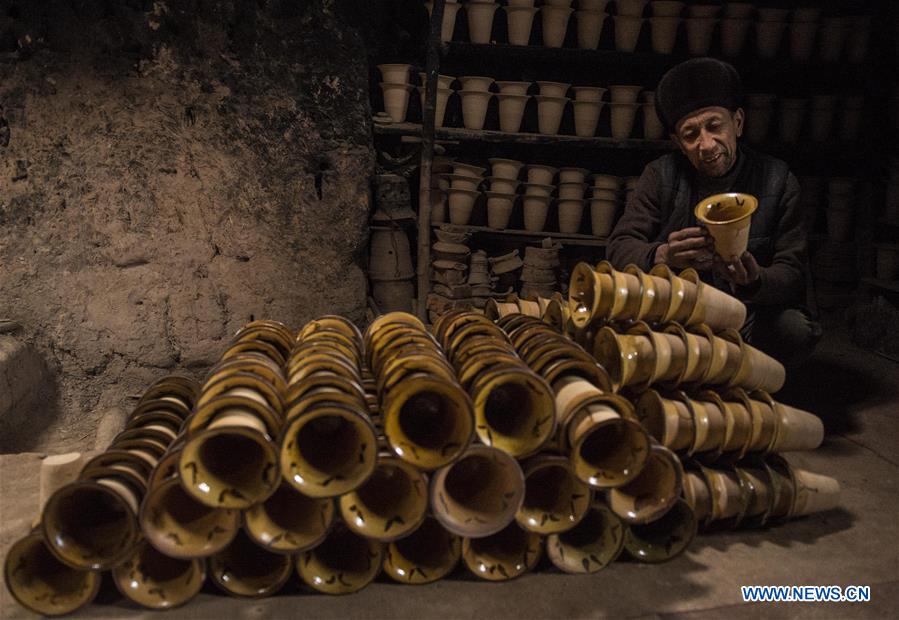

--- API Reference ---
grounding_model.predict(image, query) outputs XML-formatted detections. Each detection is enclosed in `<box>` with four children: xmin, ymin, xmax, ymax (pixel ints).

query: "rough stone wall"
<box><xmin>0</xmin><ymin>0</ymin><xmax>375</xmax><ymax>451</ymax></box>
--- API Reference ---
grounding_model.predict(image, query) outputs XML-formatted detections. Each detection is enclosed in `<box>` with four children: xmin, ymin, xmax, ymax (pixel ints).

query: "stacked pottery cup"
<box><xmin>366</xmin><ymin>312</ymin><xmax>475</xmax><ymax>471</ymax></box>
<box><xmin>609</xmin><ymin>84</ymin><xmax>642</xmax><ymax>139</ymax></box>
<box><xmin>845</xmin><ymin>14</ymin><xmax>871</xmax><ymax>64</ymax></box>
<box><xmin>495</xmin><ymin>80</ymin><xmax>532</xmax><ymax>133</ymax></box>
<box><xmin>458</xmin><ymin>75</ymin><xmax>494</xmax><ymax>130</ymax></box>
<box><xmin>521</xmin><ymin>241</ymin><xmax>562</xmax><ymax>299</ymax></box>
<box><xmin>542</xmin><ymin>0</ymin><xmax>575</xmax><ymax>47</ymax></box>
<box><xmin>818</xmin><ymin>16</ymin><xmax>847</xmax><ymax>62</ymax></box>
<box><xmin>434</xmin><ymin>310</ymin><xmax>556</xmax><ymax>459</ymax></box>
<box><xmin>443</xmin><ymin>160</ymin><xmax>486</xmax><ymax>225</ymax></box>
<box><xmin>825</xmin><ymin>177</ymin><xmax>856</xmax><ymax>242</ymax></box>
<box><xmin>369</xmin><ymin>227</ymin><xmax>416</xmax><ymax>312</ymax></box>
<box><xmin>589</xmin><ymin>173</ymin><xmax>622</xmax><ymax>236</ymax></box>
<box><xmin>419</xmin><ymin>72</ymin><xmax>456</xmax><ymax>128</ymax></box>
<box><xmin>505</xmin><ymin>0</ymin><xmax>539</xmax><ymax>45</ymax></box>
<box><xmin>650</xmin><ymin>1</ymin><xmax>683</xmax><ymax>55</ymax></box>
<box><xmin>572</xmin><ymin>85</ymin><xmax>606</xmax><ymax>138</ymax></box>
<box><xmin>178</xmin><ymin>322</ymin><xmax>291</xmax><ymax>511</ymax></box>
<box><xmin>557</xmin><ymin>166</ymin><xmax>589</xmax><ymax>234</ymax></box>
<box><xmin>641</xmin><ymin>90</ymin><xmax>664</xmax><ymax>139</ymax></box>
<box><xmin>789</xmin><ymin>7</ymin><xmax>820</xmax><ymax>63</ymax></box>
<box><xmin>486</xmin><ymin>158</ymin><xmax>524</xmax><ymax>228</ymax></box>
<box><xmin>744</xmin><ymin>93</ymin><xmax>776</xmax><ymax>144</ymax></box>
<box><xmin>755</xmin><ymin>7</ymin><xmax>789</xmax><ymax>59</ymax></box>
<box><xmin>778</xmin><ymin>97</ymin><xmax>807</xmax><ymax>144</ymax></box>
<box><xmin>720</xmin><ymin>1</ymin><xmax>753</xmax><ymax>57</ymax></box>
<box><xmin>280</xmin><ymin>316</ymin><xmax>377</xmax><ymax>502</ymax></box>
<box><xmin>685</xmin><ymin>3</ymin><xmax>719</xmax><ymax>56</ymax></box>
<box><xmin>523</xmin><ymin>163</ymin><xmax>557</xmax><ymax>231</ymax></box>
<box><xmin>614</xmin><ymin>0</ymin><xmax>646</xmax><ymax>52</ymax></box>
<box><xmin>576</xmin><ymin>0</ymin><xmax>610</xmax><ymax>49</ymax></box>
<box><xmin>425</xmin><ymin>0</ymin><xmax>463</xmax><ymax>42</ymax></box>
<box><xmin>535</xmin><ymin>80</ymin><xmax>571</xmax><ymax>135</ymax></box>
<box><xmin>378</xmin><ymin>63</ymin><xmax>414</xmax><ymax>123</ymax></box>
<box><xmin>809</xmin><ymin>95</ymin><xmax>837</xmax><ymax>143</ymax></box>
<box><xmin>839</xmin><ymin>96</ymin><xmax>864</xmax><ymax>142</ymax></box>
<box><xmin>466</xmin><ymin>0</ymin><xmax>499</xmax><ymax>44</ymax></box>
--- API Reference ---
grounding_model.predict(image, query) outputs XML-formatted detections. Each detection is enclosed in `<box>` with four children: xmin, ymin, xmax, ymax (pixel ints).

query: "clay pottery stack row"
<box><xmin>744</xmin><ymin>93</ymin><xmax>865</xmax><ymax>145</ymax></box>
<box><xmin>589</xmin><ymin>173</ymin><xmax>624</xmax><ymax>236</ymax></box>
<box><xmin>5</xmin><ymin>375</ymin><xmax>199</xmax><ymax>615</ymax></box>
<box><xmin>458</xmin><ymin>75</ymin><xmax>495</xmax><ymax>130</ymax></box>
<box><xmin>636</xmin><ymin>388</ymin><xmax>824</xmax><ymax>459</ymax></box>
<box><xmin>496</xmin><ymin>315</ymin><xmax>655</xmax><ymax>492</ymax></box>
<box><xmin>377</xmin><ymin>63</ymin><xmax>414</xmax><ymax>123</ymax></box>
<box><xmin>417</xmin><ymin>71</ymin><xmax>455</xmax><ymax>127</ymax></box>
<box><xmin>486</xmin><ymin>157</ymin><xmax>523</xmax><ymax>228</ymax></box>
<box><xmin>568</xmin><ymin>260</ymin><xmax>749</xmax><ymax>334</ymax></box>
<box><xmin>489</xmin><ymin>248</ymin><xmax>524</xmax><ymax>295</ymax></box>
<box><xmin>591</xmin><ymin>318</ymin><xmax>785</xmax><ymax>395</ymax></box>
<box><xmin>433</xmin><ymin>310</ymin><xmax>557</xmax><ymax>459</ymax></box>
<box><xmin>438</xmin><ymin>160</ymin><xmax>487</xmax><ymax>224</ymax></box>
<box><xmin>607</xmin><ymin>83</ymin><xmax>644</xmax><ymax>139</ymax></box>
<box><xmin>177</xmin><ymin>322</ymin><xmax>292</xmax><ymax>511</ymax></box>
<box><xmin>369</xmin><ymin>227</ymin><xmax>415</xmax><ymax>313</ymax></box>
<box><xmin>825</xmin><ymin>177</ymin><xmax>856</xmax><ymax>242</ymax></box>
<box><xmin>875</xmin><ymin>244</ymin><xmax>899</xmax><ymax>281</ymax></box>
<box><xmin>683</xmin><ymin>455</ymin><xmax>840</xmax><ymax>529</ymax></box>
<box><xmin>521</xmin><ymin>241</ymin><xmax>562</xmax><ymax>298</ymax></box>
<box><xmin>425</xmin><ymin>0</ymin><xmax>462</xmax><ymax>43</ymax></box>
<box><xmin>281</xmin><ymin>316</ymin><xmax>377</xmax><ymax>500</ymax></box>
<box><xmin>365</xmin><ymin>312</ymin><xmax>474</xmax><ymax>470</ymax></box>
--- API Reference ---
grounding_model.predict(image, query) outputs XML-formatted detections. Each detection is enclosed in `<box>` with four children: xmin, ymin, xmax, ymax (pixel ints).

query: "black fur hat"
<box><xmin>654</xmin><ymin>58</ymin><xmax>743</xmax><ymax>133</ymax></box>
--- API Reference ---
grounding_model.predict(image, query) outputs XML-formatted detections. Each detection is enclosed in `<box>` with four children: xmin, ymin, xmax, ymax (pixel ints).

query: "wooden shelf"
<box><xmin>432</xmin><ymin>223</ymin><xmax>607</xmax><ymax>247</ymax></box>
<box><xmin>861</xmin><ymin>277</ymin><xmax>899</xmax><ymax>294</ymax></box>
<box><xmin>374</xmin><ymin>122</ymin><xmax>674</xmax><ymax>151</ymax></box>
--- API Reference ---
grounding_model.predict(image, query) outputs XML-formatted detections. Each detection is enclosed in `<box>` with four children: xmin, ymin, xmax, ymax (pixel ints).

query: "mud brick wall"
<box><xmin>0</xmin><ymin>0</ymin><xmax>380</xmax><ymax>451</ymax></box>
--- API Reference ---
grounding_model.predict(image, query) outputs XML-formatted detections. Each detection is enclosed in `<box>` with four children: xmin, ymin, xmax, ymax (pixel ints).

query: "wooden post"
<box><xmin>416</xmin><ymin>0</ymin><xmax>446</xmax><ymax>322</ymax></box>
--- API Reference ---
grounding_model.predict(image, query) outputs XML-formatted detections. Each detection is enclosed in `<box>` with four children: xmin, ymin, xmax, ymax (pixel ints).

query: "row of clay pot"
<box><xmin>744</xmin><ymin>94</ymin><xmax>866</xmax><ymax>145</ymax></box>
<box><xmin>683</xmin><ymin>455</ymin><xmax>841</xmax><ymax>528</ymax></box>
<box><xmin>365</xmin><ymin>312</ymin><xmax>475</xmax><ymax>471</ymax></box>
<box><xmin>433</xmin><ymin>309</ymin><xmax>557</xmax><ymax>458</ymax></box>
<box><xmin>635</xmin><ymin>387</ymin><xmax>824</xmax><ymax>459</ymax></box>
<box><xmin>568</xmin><ymin>260</ymin><xmax>749</xmax><ymax>333</ymax></box>
<box><xmin>5</xmin><ymin>374</ymin><xmax>200</xmax><ymax>615</ymax></box>
<box><xmin>590</xmin><ymin>318</ymin><xmax>785</xmax><ymax>394</ymax></box>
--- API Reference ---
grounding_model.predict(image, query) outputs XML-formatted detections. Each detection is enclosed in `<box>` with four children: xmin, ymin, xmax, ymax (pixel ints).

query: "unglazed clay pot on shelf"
<box><xmin>377</xmin><ymin>63</ymin><xmax>412</xmax><ymax>85</ymax></box>
<box><xmin>497</xmin><ymin>93</ymin><xmax>530</xmax><ymax>132</ymax></box>
<box><xmin>744</xmin><ymin>93</ymin><xmax>776</xmax><ymax>144</ymax></box>
<box><xmin>486</xmin><ymin>191</ymin><xmax>517</xmax><ymax>229</ymax></box>
<box><xmin>535</xmin><ymin>95</ymin><xmax>569</xmax><ymax>135</ymax></box>
<box><xmin>720</xmin><ymin>17</ymin><xmax>750</xmax><ymax>57</ymax></box>
<box><xmin>650</xmin><ymin>16</ymin><xmax>680</xmax><ymax>54</ymax></box>
<box><xmin>425</xmin><ymin>1</ymin><xmax>462</xmax><ymax>42</ymax></box>
<box><xmin>650</xmin><ymin>1</ymin><xmax>683</xmax><ymax>17</ymax></box>
<box><xmin>609</xmin><ymin>84</ymin><xmax>642</xmax><ymax>104</ymax></box>
<box><xmin>609</xmin><ymin>102</ymin><xmax>639</xmax><ymax>139</ymax></box>
<box><xmin>537</xmin><ymin>80</ymin><xmax>572</xmax><ymax>98</ymax></box>
<box><xmin>542</xmin><ymin>4</ymin><xmax>574</xmax><ymax>47</ymax></box>
<box><xmin>643</xmin><ymin>102</ymin><xmax>664</xmax><ymax>139</ymax></box>
<box><xmin>778</xmin><ymin>98</ymin><xmax>807</xmax><ymax>144</ymax></box>
<box><xmin>558</xmin><ymin>199</ymin><xmax>586</xmax><ymax>233</ymax></box>
<box><xmin>460</xmin><ymin>90</ymin><xmax>494</xmax><ymax>129</ymax></box>
<box><xmin>755</xmin><ymin>19</ymin><xmax>787</xmax><ymax>59</ymax></box>
<box><xmin>808</xmin><ymin>95</ymin><xmax>836</xmax><ymax>143</ymax></box>
<box><xmin>526</xmin><ymin>163</ymin><xmax>558</xmax><ymax>185</ymax></box>
<box><xmin>466</xmin><ymin>1</ymin><xmax>499</xmax><ymax>44</ymax></box>
<box><xmin>614</xmin><ymin>16</ymin><xmax>644</xmax><ymax>52</ymax></box>
<box><xmin>789</xmin><ymin>18</ymin><xmax>818</xmax><ymax>63</ymax></box>
<box><xmin>617</xmin><ymin>0</ymin><xmax>648</xmax><ymax>16</ymax></box>
<box><xmin>446</xmin><ymin>187</ymin><xmax>481</xmax><ymax>225</ymax></box>
<box><xmin>576</xmin><ymin>9</ymin><xmax>606</xmax><ymax>49</ymax></box>
<box><xmin>523</xmin><ymin>194</ymin><xmax>552</xmax><ymax>232</ymax></box>
<box><xmin>590</xmin><ymin>198</ymin><xmax>618</xmax><ymax>236</ymax></box>
<box><xmin>685</xmin><ymin>17</ymin><xmax>716</xmax><ymax>56</ymax></box>
<box><xmin>495</xmin><ymin>80</ymin><xmax>532</xmax><ymax>96</ymax></box>
<box><xmin>419</xmin><ymin>87</ymin><xmax>453</xmax><ymax>128</ymax></box>
<box><xmin>370</xmin><ymin>228</ymin><xmax>415</xmax><ymax>280</ymax></box>
<box><xmin>505</xmin><ymin>4</ymin><xmax>539</xmax><ymax>45</ymax></box>
<box><xmin>380</xmin><ymin>82</ymin><xmax>413</xmax><ymax>122</ymax></box>
<box><xmin>818</xmin><ymin>17</ymin><xmax>847</xmax><ymax>62</ymax></box>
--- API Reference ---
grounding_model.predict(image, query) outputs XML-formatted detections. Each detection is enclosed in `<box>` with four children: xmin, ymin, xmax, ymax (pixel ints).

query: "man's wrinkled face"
<box><xmin>673</xmin><ymin>106</ymin><xmax>744</xmax><ymax>178</ymax></box>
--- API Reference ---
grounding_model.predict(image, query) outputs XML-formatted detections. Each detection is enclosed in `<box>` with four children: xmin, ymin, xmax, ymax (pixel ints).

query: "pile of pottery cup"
<box><xmin>6</xmin><ymin>297</ymin><xmax>840</xmax><ymax>615</ymax></box>
<box><xmin>744</xmin><ymin>93</ymin><xmax>865</xmax><ymax>145</ymax></box>
<box><xmin>419</xmin><ymin>74</ymin><xmax>661</xmax><ymax>139</ymax></box>
<box><xmin>433</xmin><ymin>157</ymin><xmax>638</xmax><ymax>236</ymax></box>
<box><xmin>423</xmin><ymin>1</ymin><xmax>870</xmax><ymax>63</ymax></box>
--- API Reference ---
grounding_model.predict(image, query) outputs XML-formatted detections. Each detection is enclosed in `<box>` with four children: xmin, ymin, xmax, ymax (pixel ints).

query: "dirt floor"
<box><xmin>1</xmin><ymin>329</ymin><xmax>897</xmax><ymax>619</ymax></box>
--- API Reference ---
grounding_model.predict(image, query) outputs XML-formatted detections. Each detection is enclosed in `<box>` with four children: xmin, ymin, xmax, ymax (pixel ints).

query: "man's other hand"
<box><xmin>654</xmin><ymin>227</ymin><xmax>715</xmax><ymax>270</ymax></box>
<box><xmin>714</xmin><ymin>251</ymin><xmax>761</xmax><ymax>287</ymax></box>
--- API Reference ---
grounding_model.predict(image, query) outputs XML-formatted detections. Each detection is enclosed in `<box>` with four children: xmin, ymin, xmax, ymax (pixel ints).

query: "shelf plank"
<box><xmin>861</xmin><ymin>277</ymin><xmax>899</xmax><ymax>294</ymax></box>
<box><xmin>432</xmin><ymin>223</ymin><xmax>608</xmax><ymax>247</ymax></box>
<box><xmin>374</xmin><ymin>122</ymin><xmax>674</xmax><ymax>150</ymax></box>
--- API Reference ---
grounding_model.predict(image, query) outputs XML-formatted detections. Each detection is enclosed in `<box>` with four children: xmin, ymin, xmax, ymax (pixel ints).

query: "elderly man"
<box><xmin>607</xmin><ymin>57</ymin><xmax>820</xmax><ymax>367</ymax></box>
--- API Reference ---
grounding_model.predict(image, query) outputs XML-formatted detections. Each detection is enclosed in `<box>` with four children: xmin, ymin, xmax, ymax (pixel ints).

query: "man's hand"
<box><xmin>714</xmin><ymin>251</ymin><xmax>761</xmax><ymax>288</ymax></box>
<box><xmin>654</xmin><ymin>227</ymin><xmax>716</xmax><ymax>270</ymax></box>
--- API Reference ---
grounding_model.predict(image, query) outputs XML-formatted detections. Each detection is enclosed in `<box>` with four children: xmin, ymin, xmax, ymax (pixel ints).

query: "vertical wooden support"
<box><xmin>416</xmin><ymin>0</ymin><xmax>446</xmax><ymax>322</ymax></box>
